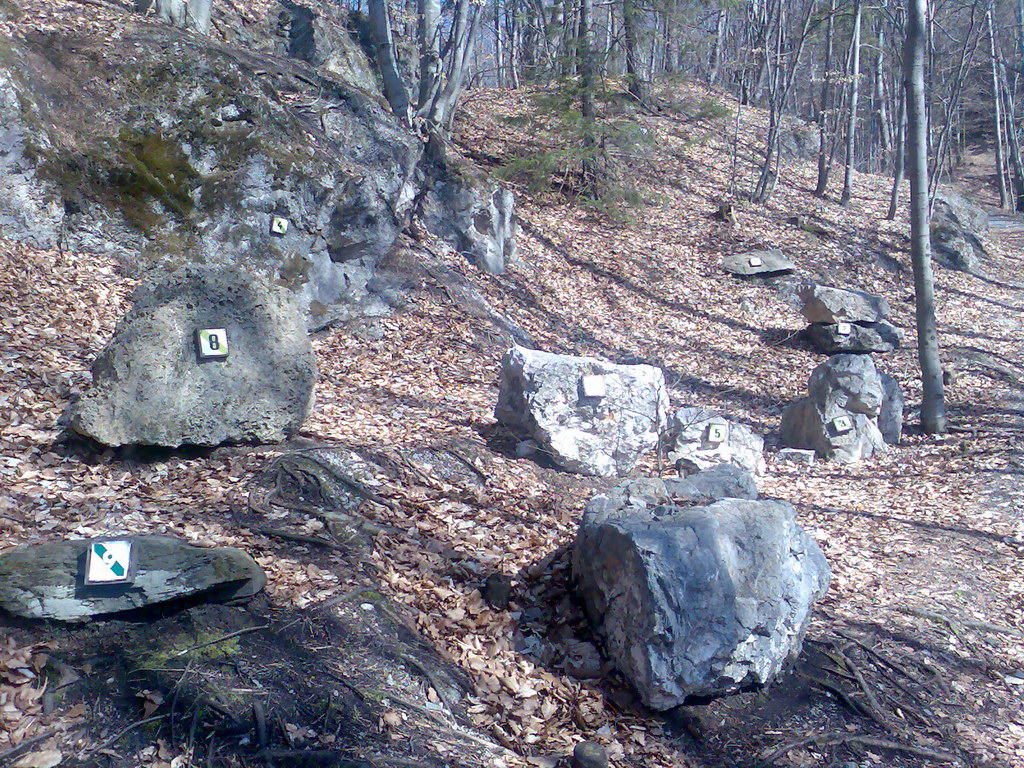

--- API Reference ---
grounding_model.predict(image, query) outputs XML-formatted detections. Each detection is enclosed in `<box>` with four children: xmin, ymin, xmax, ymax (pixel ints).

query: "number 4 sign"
<box><xmin>196</xmin><ymin>329</ymin><xmax>229</xmax><ymax>360</ymax></box>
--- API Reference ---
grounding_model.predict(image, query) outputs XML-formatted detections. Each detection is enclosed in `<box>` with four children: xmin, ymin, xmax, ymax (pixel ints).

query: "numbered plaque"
<box><xmin>85</xmin><ymin>539</ymin><xmax>136</xmax><ymax>585</ymax></box>
<box><xmin>706</xmin><ymin>423</ymin><xmax>729</xmax><ymax>444</ymax></box>
<box><xmin>829</xmin><ymin>415</ymin><xmax>854</xmax><ymax>435</ymax></box>
<box><xmin>748</xmin><ymin>256</ymin><xmax>763</xmax><ymax>268</ymax></box>
<box><xmin>270</xmin><ymin>216</ymin><xmax>290</xmax><ymax>236</ymax></box>
<box><xmin>836</xmin><ymin>322</ymin><xmax>852</xmax><ymax>336</ymax></box>
<box><xmin>196</xmin><ymin>328</ymin><xmax>229</xmax><ymax>360</ymax></box>
<box><xmin>580</xmin><ymin>375</ymin><xmax>607</xmax><ymax>399</ymax></box>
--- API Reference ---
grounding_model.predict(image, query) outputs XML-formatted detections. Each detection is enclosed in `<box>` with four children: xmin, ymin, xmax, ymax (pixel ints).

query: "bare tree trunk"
<box><xmin>709</xmin><ymin>7</ymin><xmax>727</xmax><ymax>85</ymax></box>
<box><xmin>417</xmin><ymin>0</ymin><xmax>441</xmax><ymax>109</ymax></box>
<box><xmin>368</xmin><ymin>0</ymin><xmax>411</xmax><ymax>123</ymax></box>
<box><xmin>905</xmin><ymin>0</ymin><xmax>946</xmax><ymax>434</ymax></box>
<box><xmin>135</xmin><ymin>0</ymin><xmax>212</xmax><ymax>33</ymax></box>
<box><xmin>988</xmin><ymin>2</ymin><xmax>1009</xmax><ymax>209</ymax></box>
<box><xmin>494</xmin><ymin>0</ymin><xmax>505</xmax><ymax>87</ymax></box>
<box><xmin>579</xmin><ymin>0</ymin><xmax>600</xmax><ymax>196</ymax></box>
<box><xmin>886</xmin><ymin>92</ymin><xmax>906</xmax><ymax>220</ymax></box>
<box><xmin>623</xmin><ymin>0</ymin><xmax>646</xmax><ymax>101</ymax></box>
<box><xmin>814</xmin><ymin>0</ymin><xmax>836</xmax><ymax>197</ymax></box>
<box><xmin>840</xmin><ymin>0</ymin><xmax>862</xmax><ymax>205</ymax></box>
<box><xmin>874</xmin><ymin>21</ymin><xmax>892</xmax><ymax>161</ymax></box>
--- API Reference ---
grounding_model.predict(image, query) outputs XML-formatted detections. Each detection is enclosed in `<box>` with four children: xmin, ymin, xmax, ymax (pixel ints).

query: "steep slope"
<box><xmin>2</xmin><ymin>6</ymin><xmax>1024</xmax><ymax>768</ymax></box>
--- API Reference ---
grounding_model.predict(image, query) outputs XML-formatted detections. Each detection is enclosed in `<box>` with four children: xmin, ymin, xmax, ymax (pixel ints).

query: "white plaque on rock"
<box><xmin>196</xmin><ymin>328</ymin><xmax>229</xmax><ymax>359</ymax></box>
<box><xmin>706</xmin><ymin>423</ymin><xmax>729</xmax><ymax>444</ymax></box>
<box><xmin>836</xmin><ymin>322</ymin><xmax>852</xmax><ymax>336</ymax></box>
<box><xmin>748</xmin><ymin>256</ymin><xmax>763</xmax><ymax>267</ymax></box>
<box><xmin>85</xmin><ymin>539</ymin><xmax>135</xmax><ymax>585</ymax></box>
<box><xmin>830</xmin><ymin>415</ymin><xmax>853</xmax><ymax>435</ymax></box>
<box><xmin>270</xmin><ymin>216</ymin><xmax>290</xmax><ymax>236</ymax></box>
<box><xmin>580</xmin><ymin>375</ymin><xmax>607</xmax><ymax>398</ymax></box>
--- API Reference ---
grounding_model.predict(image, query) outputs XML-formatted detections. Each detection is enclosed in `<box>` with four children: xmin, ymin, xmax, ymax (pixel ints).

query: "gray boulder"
<box><xmin>495</xmin><ymin>346</ymin><xmax>667</xmax><ymax>477</ymax></box>
<box><xmin>590</xmin><ymin>466</ymin><xmax>758</xmax><ymax>518</ymax></box>
<box><xmin>778</xmin><ymin>120</ymin><xmax>822</xmax><ymax>161</ymax></box>
<box><xmin>807</xmin><ymin>320</ymin><xmax>903</xmax><ymax>354</ymax></box>
<box><xmin>931</xmin><ymin>190</ymin><xmax>988</xmax><ymax>274</ymax></box>
<box><xmin>721</xmin><ymin>249</ymin><xmax>794</xmax><ymax>277</ymax></box>
<box><xmin>879</xmin><ymin>373</ymin><xmax>904</xmax><ymax>445</ymax></box>
<box><xmin>0</xmin><ymin>535</ymin><xmax>265</xmax><ymax>621</ymax></box>
<box><xmin>780</xmin><ymin>354</ymin><xmax>888</xmax><ymax>463</ymax></box>
<box><xmin>573</xmin><ymin>494</ymin><xmax>830</xmax><ymax>708</ymax></box>
<box><xmin>799</xmin><ymin>285</ymin><xmax>891</xmax><ymax>325</ymax></box>
<box><xmin>662</xmin><ymin>407</ymin><xmax>766</xmax><ymax>476</ymax></box>
<box><xmin>69</xmin><ymin>265</ymin><xmax>316</xmax><ymax>448</ymax></box>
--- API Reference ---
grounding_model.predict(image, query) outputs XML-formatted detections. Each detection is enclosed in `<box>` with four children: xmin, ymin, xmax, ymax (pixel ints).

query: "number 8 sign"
<box><xmin>196</xmin><ymin>328</ymin><xmax>229</xmax><ymax>359</ymax></box>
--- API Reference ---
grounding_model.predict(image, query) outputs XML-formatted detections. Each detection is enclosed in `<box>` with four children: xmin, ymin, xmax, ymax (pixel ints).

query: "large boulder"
<box><xmin>573</xmin><ymin>489</ymin><xmax>830</xmax><ymax>708</ymax></box>
<box><xmin>662</xmin><ymin>407</ymin><xmax>766</xmax><ymax>476</ymax></box>
<box><xmin>799</xmin><ymin>285</ymin><xmax>891</xmax><ymax>325</ymax></box>
<box><xmin>806</xmin><ymin>320</ymin><xmax>903</xmax><ymax>354</ymax></box>
<box><xmin>495</xmin><ymin>346</ymin><xmax>667</xmax><ymax>477</ymax></box>
<box><xmin>721</xmin><ymin>249</ymin><xmax>794</xmax><ymax>277</ymax></box>
<box><xmin>780</xmin><ymin>354</ymin><xmax>888</xmax><ymax>463</ymax></box>
<box><xmin>931</xmin><ymin>189</ymin><xmax>988</xmax><ymax>274</ymax></box>
<box><xmin>0</xmin><ymin>535</ymin><xmax>265</xmax><ymax>621</ymax></box>
<box><xmin>69</xmin><ymin>264</ymin><xmax>316</xmax><ymax>448</ymax></box>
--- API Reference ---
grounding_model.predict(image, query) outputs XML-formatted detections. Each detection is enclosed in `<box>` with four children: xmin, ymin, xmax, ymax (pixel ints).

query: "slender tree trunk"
<box><xmin>874</xmin><ymin>22</ymin><xmax>892</xmax><ymax>161</ymax></box>
<box><xmin>840</xmin><ymin>0</ymin><xmax>863</xmax><ymax>205</ymax></box>
<box><xmin>579</xmin><ymin>0</ymin><xmax>600</xmax><ymax>196</ymax></box>
<box><xmin>623</xmin><ymin>0</ymin><xmax>646</xmax><ymax>101</ymax></box>
<box><xmin>814</xmin><ymin>0</ymin><xmax>836</xmax><ymax>197</ymax></box>
<box><xmin>495</xmin><ymin>0</ymin><xmax>505</xmax><ymax>87</ymax></box>
<box><xmin>988</xmin><ymin>3</ymin><xmax>1009</xmax><ymax>209</ymax></box>
<box><xmin>886</xmin><ymin>92</ymin><xmax>907</xmax><ymax>220</ymax></box>
<box><xmin>905</xmin><ymin>0</ymin><xmax>946</xmax><ymax>434</ymax></box>
<box><xmin>709</xmin><ymin>8</ymin><xmax>727</xmax><ymax>85</ymax></box>
<box><xmin>368</xmin><ymin>0</ymin><xmax>410</xmax><ymax>123</ymax></box>
<box><xmin>417</xmin><ymin>0</ymin><xmax>441</xmax><ymax>110</ymax></box>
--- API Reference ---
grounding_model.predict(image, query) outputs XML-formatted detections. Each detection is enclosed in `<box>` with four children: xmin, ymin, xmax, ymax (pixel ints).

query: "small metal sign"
<box><xmin>836</xmin><ymin>322</ymin><xmax>852</xmax><ymax>336</ymax></box>
<box><xmin>85</xmin><ymin>539</ymin><xmax>136</xmax><ymax>585</ymax></box>
<box><xmin>580</xmin><ymin>375</ymin><xmax>607</xmax><ymax>399</ymax></box>
<box><xmin>270</xmin><ymin>216</ymin><xmax>290</xmax><ymax>236</ymax></box>
<box><xmin>748</xmin><ymin>256</ymin><xmax>763</xmax><ymax>268</ymax></box>
<box><xmin>196</xmin><ymin>328</ymin><xmax>229</xmax><ymax>360</ymax></box>
<box><xmin>829</xmin><ymin>415</ymin><xmax>854</xmax><ymax>435</ymax></box>
<box><xmin>706</xmin><ymin>423</ymin><xmax>729</xmax><ymax>444</ymax></box>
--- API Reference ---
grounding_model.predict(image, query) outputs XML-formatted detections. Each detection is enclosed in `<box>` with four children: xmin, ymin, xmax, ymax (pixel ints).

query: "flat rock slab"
<box><xmin>0</xmin><ymin>536</ymin><xmax>265</xmax><ymax>621</ymax></box>
<box><xmin>799</xmin><ymin>284</ymin><xmax>891</xmax><ymax>324</ymax></box>
<box><xmin>721</xmin><ymin>249</ymin><xmax>795</xmax><ymax>276</ymax></box>
<box><xmin>663</xmin><ymin>407</ymin><xmax>766</xmax><ymax>476</ymax></box>
<box><xmin>68</xmin><ymin>264</ymin><xmax>316</xmax><ymax>448</ymax></box>
<box><xmin>807</xmin><ymin>321</ymin><xmax>903</xmax><ymax>354</ymax></box>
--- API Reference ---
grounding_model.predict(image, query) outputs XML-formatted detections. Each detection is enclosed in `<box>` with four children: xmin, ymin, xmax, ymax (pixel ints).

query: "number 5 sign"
<box><xmin>196</xmin><ymin>328</ymin><xmax>229</xmax><ymax>360</ymax></box>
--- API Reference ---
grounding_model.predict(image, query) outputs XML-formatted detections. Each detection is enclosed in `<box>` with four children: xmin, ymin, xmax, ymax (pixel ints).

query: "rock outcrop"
<box><xmin>0</xmin><ymin>19</ymin><xmax>517</xmax><ymax>330</ymax></box>
<box><xmin>931</xmin><ymin>189</ymin><xmax>988</xmax><ymax>274</ymax></box>
<box><xmin>495</xmin><ymin>346</ymin><xmax>667</xmax><ymax>477</ymax></box>
<box><xmin>662</xmin><ymin>407</ymin><xmax>766</xmax><ymax>476</ymax></box>
<box><xmin>879</xmin><ymin>372</ymin><xmax>905</xmax><ymax>445</ymax></box>
<box><xmin>69</xmin><ymin>265</ymin><xmax>316</xmax><ymax>448</ymax></box>
<box><xmin>780</xmin><ymin>354</ymin><xmax>888</xmax><ymax>463</ymax></box>
<box><xmin>573</xmin><ymin>474</ymin><xmax>830</xmax><ymax>708</ymax></box>
<box><xmin>799</xmin><ymin>284</ymin><xmax>891</xmax><ymax>325</ymax></box>
<box><xmin>0</xmin><ymin>535</ymin><xmax>265</xmax><ymax>621</ymax></box>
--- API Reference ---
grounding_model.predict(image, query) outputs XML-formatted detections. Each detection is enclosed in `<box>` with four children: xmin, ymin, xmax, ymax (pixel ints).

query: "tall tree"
<box><xmin>904</xmin><ymin>0</ymin><xmax>946</xmax><ymax>434</ymax></box>
<box><xmin>840</xmin><ymin>0</ymin><xmax>862</xmax><ymax>205</ymax></box>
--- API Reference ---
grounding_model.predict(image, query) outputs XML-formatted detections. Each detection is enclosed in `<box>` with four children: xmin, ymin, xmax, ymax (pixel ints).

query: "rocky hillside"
<box><xmin>2</xmin><ymin>1</ymin><xmax>1024</xmax><ymax>767</ymax></box>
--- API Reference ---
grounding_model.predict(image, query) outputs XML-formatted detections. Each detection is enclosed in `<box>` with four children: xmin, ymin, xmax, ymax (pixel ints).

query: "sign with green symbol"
<box><xmin>85</xmin><ymin>539</ymin><xmax>135</xmax><ymax>585</ymax></box>
<box><xmin>196</xmin><ymin>328</ymin><xmax>229</xmax><ymax>360</ymax></box>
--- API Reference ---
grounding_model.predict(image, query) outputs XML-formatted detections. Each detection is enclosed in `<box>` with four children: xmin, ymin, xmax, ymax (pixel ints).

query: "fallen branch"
<box><xmin>760</xmin><ymin>731</ymin><xmax>959</xmax><ymax>766</ymax></box>
<box><xmin>80</xmin><ymin>715</ymin><xmax>166</xmax><ymax>758</ymax></box>
<box><xmin>0</xmin><ymin>731</ymin><xmax>58</xmax><ymax>766</ymax></box>
<box><xmin>257</xmin><ymin>526</ymin><xmax>340</xmax><ymax>549</ymax></box>
<box><xmin>173</xmin><ymin>625</ymin><xmax>269</xmax><ymax>657</ymax></box>
<box><xmin>900</xmin><ymin>606</ymin><xmax>1024</xmax><ymax>641</ymax></box>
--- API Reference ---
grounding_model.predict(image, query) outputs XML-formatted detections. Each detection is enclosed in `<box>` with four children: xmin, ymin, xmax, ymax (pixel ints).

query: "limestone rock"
<box><xmin>799</xmin><ymin>285</ymin><xmax>891</xmax><ymax>325</ymax></box>
<box><xmin>69</xmin><ymin>265</ymin><xmax>316</xmax><ymax>448</ymax></box>
<box><xmin>662</xmin><ymin>407</ymin><xmax>766</xmax><ymax>476</ymax></box>
<box><xmin>777</xmin><ymin>448</ymin><xmax>816</xmax><ymax>465</ymax></box>
<box><xmin>721</xmin><ymin>249</ymin><xmax>794</xmax><ymax>277</ymax></box>
<box><xmin>495</xmin><ymin>346</ymin><xmax>667</xmax><ymax>477</ymax></box>
<box><xmin>931</xmin><ymin>189</ymin><xmax>988</xmax><ymax>274</ymax></box>
<box><xmin>780</xmin><ymin>354</ymin><xmax>888</xmax><ymax>463</ymax></box>
<box><xmin>807</xmin><ymin>320</ymin><xmax>903</xmax><ymax>354</ymax></box>
<box><xmin>0</xmin><ymin>536</ymin><xmax>265</xmax><ymax>621</ymax></box>
<box><xmin>879</xmin><ymin>373</ymin><xmax>904</xmax><ymax>445</ymax></box>
<box><xmin>573</xmin><ymin>493</ymin><xmax>830</xmax><ymax>708</ymax></box>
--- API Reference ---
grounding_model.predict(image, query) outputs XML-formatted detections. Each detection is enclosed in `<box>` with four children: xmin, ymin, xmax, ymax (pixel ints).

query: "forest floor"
<box><xmin>2</xmin><ymin>12</ymin><xmax>1024</xmax><ymax>766</ymax></box>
